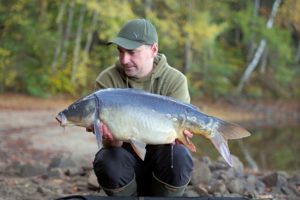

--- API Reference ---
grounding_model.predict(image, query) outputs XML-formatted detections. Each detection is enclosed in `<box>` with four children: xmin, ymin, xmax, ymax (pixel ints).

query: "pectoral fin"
<box><xmin>94</xmin><ymin>119</ymin><xmax>102</xmax><ymax>149</ymax></box>
<box><xmin>130</xmin><ymin>139</ymin><xmax>146</xmax><ymax>160</ymax></box>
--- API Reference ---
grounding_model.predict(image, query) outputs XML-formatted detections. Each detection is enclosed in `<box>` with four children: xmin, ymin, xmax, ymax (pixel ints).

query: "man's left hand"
<box><xmin>175</xmin><ymin>130</ymin><xmax>193</xmax><ymax>145</ymax></box>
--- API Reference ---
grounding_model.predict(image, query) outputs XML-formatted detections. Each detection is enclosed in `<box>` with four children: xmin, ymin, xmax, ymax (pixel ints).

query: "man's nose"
<box><xmin>120</xmin><ymin>52</ymin><xmax>130</xmax><ymax>64</ymax></box>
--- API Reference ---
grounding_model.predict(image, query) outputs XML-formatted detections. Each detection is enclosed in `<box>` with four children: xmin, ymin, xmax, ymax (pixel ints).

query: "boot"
<box><xmin>150</xmin><ymin>172</ymin><xmax>188</xmax><ymax>196</ymax></box>
<box><xmin>101</xmin><ymin>176</ymin><xmax>137</xmax><ymax>196</ymax></box>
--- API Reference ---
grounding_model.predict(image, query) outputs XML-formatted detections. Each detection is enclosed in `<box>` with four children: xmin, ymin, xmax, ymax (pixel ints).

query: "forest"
<box><xmin>0</xmin><ymin>1</ymin><xmax>300</xmax><ymax>199</ymax></box>
<box><xmin>1</xmin><ymin>0</ymin><xmax>299</xmax><ymax>99</ymax></box>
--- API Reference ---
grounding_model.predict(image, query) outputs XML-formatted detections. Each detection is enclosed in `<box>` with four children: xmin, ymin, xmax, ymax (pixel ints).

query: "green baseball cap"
<box><xmin>108</xmin><ymin>19</ymin><xmax>158</xmax><ymax>50</ymax></box>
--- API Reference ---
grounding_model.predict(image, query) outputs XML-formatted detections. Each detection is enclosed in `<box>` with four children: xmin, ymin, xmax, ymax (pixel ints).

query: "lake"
<box><xmin>193</xmin><ymin>123</ymin><xmax>300</xmax><ymax>173</ymax></box>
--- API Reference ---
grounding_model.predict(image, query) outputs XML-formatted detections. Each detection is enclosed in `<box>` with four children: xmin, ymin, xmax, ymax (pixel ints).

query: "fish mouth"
<box><xmin>56</xmin><ymin>112</ymin><xmax>67</xmax><ymax>126</ymax></box>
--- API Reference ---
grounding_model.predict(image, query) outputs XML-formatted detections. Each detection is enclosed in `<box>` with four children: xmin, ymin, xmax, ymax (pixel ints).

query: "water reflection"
<box><xmin>231</xmin><ymin>126</ymin><xmax>300</xmax><ymax>172</ymax></box>
<box><xmin>193</xmin><ymin>125</ymin><xmax>300</xmax><ymax>172</ymax></box>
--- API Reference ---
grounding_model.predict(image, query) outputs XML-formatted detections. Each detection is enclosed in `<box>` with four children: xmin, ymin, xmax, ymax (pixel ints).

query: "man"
<box><xmin>92</xmin><ymin>18</ymin><xmax>194</xmax><ymax>196</ymax></box>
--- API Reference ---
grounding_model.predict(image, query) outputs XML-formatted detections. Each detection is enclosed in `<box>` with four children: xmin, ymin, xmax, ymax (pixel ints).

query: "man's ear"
<box><xmin>151</xmin><ymin>43</ymin><xmax>158</xmax><ymax>57</ymax></box>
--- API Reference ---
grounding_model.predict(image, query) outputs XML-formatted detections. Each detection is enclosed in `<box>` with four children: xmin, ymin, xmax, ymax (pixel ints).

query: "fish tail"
<box><xmin>179</xmin><ymin>117</ymin><xmax>250</xmax><ymax>166</ymax></box>
<box><xmin>217</xmin><ymin>120</ymin><xmax>251</xmax><ymax>140</ymax></box>
<box><xmin>209</xmin><ymin>120</ymin><xmax>251</xmax><ymax>167</ymax></box>
<box><xmin>210</xmin><ymin>131</ymin><xmax>233</xmax><ymax>166</ymax></box>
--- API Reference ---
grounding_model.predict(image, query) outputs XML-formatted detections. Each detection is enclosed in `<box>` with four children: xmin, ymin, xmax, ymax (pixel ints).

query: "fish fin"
<box><xmin>130</xmin><ymin>139</ymin><xmax>146</xmax><ymax>160</ymax></box>
<box><xmin>210</xmin><ymin>131</ymin><xmax>233</xmax><ymax>167</ymax></box>
<box><xmin>94</xmin><ymin>119</ymin><xmax>102</xmax><ymax>149</ymax></box>
<box><xmin>218</xmin><ymin>120</ymin><xmax>251</xmax><ymax>140</ymax></box>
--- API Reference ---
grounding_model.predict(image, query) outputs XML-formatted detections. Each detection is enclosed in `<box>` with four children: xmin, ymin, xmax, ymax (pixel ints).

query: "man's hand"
<box><xmin>86</xmin><ymin>123</ymin><xmax>123</xmax><ymax>148</ymax></box>
<box><xmin>101</xmin><ymin>122</ymin><xmax>123</xmax><ymax>147</ymax></box>
<box><xmin>183</xmin><ymin>130</ymin><xmax>193</xmax><ymax>144</ymax></box>
<box><xmin>175</xmin><ymin>130</ymin><xmax>193</xmax><ymax>145</ymax></box>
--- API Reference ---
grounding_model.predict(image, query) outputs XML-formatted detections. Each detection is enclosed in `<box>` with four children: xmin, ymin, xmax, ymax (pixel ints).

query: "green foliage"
<box><xmin>48</xmin><ymin>68</ymin><xmax>75</xmax><ymax>96</ymax></box>
<box><xmin>274</xmin><ymin>65</ymin><xmax>295</xmax><ymax>87</ymax></box>
<box><xmin>198</xmin><ymin>60</ymin><xmax>234</xmax><ymax>98</ymax></box>
<box><xmin>244</xmin><ymin>85</ymin><xmax>264</xmax><ymax>98</ymax></box>
<box><xmin>0</xmin><ymin>0</ymin><xmax>299</xmax><ymax>99</ymax></box>
<box><xmin>0</xmin><ymin>48</ymin><xmax>12</xmax><ymax>91</ymax></box>
<box><xmin>274</xmin><ymin>147</ymin><xmax>295</xmax><ymax>170</ymax></box>
<box><xmin>25</xmin><ymin>72</ymin><xmax>50</xmax><ymax>97</ymax></box>
<box><xmin>263</xmin><ymin>27</ymin><xmax>293</xmax><ymax>64</ymax></box>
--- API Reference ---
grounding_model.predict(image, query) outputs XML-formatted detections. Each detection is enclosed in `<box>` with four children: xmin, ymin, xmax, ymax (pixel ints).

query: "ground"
<box><xmin>0</xmin><ymin>94</ymin><xmax>102</xmax><ymax>200</ymax></box>
<box><xmin>0</xmin><ymin>93</ymin><xmax>299</xmax><ymax>200</ymax></box>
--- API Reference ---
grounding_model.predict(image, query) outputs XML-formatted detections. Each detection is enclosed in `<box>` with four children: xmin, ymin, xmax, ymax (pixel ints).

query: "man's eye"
<box><xmin>129</xmin><ymin>50</ymin><xmax>136</xmax><ymax>55</ymax></box>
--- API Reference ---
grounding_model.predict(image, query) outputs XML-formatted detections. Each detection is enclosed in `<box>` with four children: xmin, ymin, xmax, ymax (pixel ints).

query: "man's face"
<box><xmin>118</xmin><ymin>44</ymin><xmax>158</xmax><ymax>78</ymax></box>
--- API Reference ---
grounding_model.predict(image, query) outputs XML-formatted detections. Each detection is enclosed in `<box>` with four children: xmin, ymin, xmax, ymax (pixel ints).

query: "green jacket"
<box><xmin>95</xmin><ymin>53</ymin><xmax>190</xmax><ymax>103</ymax></box>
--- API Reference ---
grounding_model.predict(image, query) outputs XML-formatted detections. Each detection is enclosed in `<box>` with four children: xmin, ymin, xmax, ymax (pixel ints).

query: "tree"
<box><xmin>236</xmin><ymin>0</ymin><xmax>282</xmax><ymax>93</ymax></box>
<box><xmin>51</xmin><ymin>0</ymin><xmax>67</xmax><ymax>73</ymax></box>
<box><xmin>279</xmin><ymin>0</ymin><xmax>300</xmax><ymax>63</ymax></box>
<box><xmin>0</xmin><ymin>0</ymin><xmax>299</xmax><ymax>98</ymax></box>
<box><xmin>71</xmin><ymin>4</ymin><xmax>86</xmax><ymax>83</ymax></box>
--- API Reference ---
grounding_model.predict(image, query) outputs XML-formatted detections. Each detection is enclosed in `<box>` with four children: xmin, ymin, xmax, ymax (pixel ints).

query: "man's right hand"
<box><xmin>86</xmin><ymin>123</ymin><xmax>123</xmax><ymax>148</ymax></box>
<box><xmin>101</xmin><ymin>122</ymin><xmax>123</xmax><ymax>147</ymax></box>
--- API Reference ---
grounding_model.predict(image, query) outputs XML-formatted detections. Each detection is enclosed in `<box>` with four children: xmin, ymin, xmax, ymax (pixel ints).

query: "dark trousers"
<box><xmin>93</xmin><ymin>143</ymin><xmax>194</xmax><ymax>196</ymax></box>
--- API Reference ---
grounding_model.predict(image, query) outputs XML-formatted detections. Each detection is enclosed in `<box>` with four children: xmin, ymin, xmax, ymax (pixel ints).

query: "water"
<box><xmin>193</xmin><ymin>125</ymin><xmax>300</xmax><ymax>172</ymax></box>
<box><xmin>232</xmin><ymin>126</ymin><xmax>300</xmax><ymax>172</ymax></box>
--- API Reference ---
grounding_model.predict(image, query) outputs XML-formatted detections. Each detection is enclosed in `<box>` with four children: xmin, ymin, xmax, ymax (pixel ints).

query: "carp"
<box><xmin>56</xmin><ymin>88</ymin><xmax>250</xmax><ymax>166</ymax></box>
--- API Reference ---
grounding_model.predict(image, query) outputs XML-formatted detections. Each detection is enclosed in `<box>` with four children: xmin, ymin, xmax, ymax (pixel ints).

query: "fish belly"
<box><xmin>100</xmin><ymin>106</ymin><xmax>178</xmax><ymax>144</ymax></box>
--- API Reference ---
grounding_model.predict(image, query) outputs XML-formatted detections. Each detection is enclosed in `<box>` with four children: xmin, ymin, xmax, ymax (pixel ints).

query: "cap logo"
<box><xmin>133</xmin><ymin>32</ymin><xmax>139</xmax><ymax>39</ymax></box>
